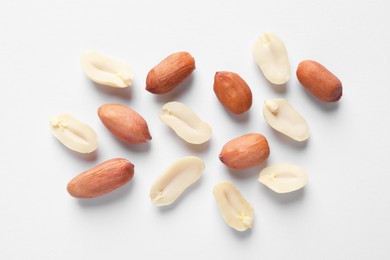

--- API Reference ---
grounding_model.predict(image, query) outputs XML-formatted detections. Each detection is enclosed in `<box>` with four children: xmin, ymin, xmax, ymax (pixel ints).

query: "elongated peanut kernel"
<box><xmin>67</xmin><ymin>158</ymin><xmax>134</xmax><ymax>198</ymax></box>
<box><xmin>253</xmin><ymin>32</ymin><xmax>290</xmax><ymax>85</ymax></box>
<box><xmin>263</xmin><ymin>98</ymin><xmax>309</xmax><ymax>142</ymax></box>
<box><xmin>259</xmin><ymin>163</ymin><xmax>308</xmax><ymax>193</ymax></box>
<box><xmin>150</xmin><ymin>156</ymin><xmax>205</xmax><ymax>206</ymax></box>
<box><xmin>81</xmin><ymin>51</ymin><xmax>133</xmax><ymax>88</ymax></box>
<box><xmin>159</xmin><ymin>102</ymin><xmax>212</xmax><ymax>144</ymax></box>
<box><xmin>213</xmin><ymin>181</ymin><xmax>254</xmax><ymax>231</ymax></box>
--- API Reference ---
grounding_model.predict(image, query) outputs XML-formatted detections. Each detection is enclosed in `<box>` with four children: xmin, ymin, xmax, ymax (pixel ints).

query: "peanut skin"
<box><xmin>296</xmin><ymin>60</ymin><xmax>342</xmax><ymax>102</ymax></box>
<box><xmin>146</xmin><ymin>52</ymin><xmax>195</xmax><ymax>94</ymax></box>
<box><xmin>219</xmin><ymin>133</ymin><xmax>270</xmax><ymax>170</ymax></box>
<box><xmin>98</xmin><ymin>104</ymin><xmax>152</xmax><ymax>144</ymax></box>
<box><xmin>213</xmin><ymin>71</ymin><xmax>252</xmax><ymax>114</ymax></box>
<box><xmin>67</xmin><ymin>158</ymin><xmax>134</xmax><ymax>198</ymax></box>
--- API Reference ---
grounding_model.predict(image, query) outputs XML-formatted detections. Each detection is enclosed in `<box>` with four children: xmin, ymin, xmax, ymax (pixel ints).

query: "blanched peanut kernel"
<box><xmin>259</xmin><ymin>163</ymin><xmax>308</xmax><ymax>193</ymax></box>
<box><xmin>50</xmin><ymin>114</ymin><xmax>98</xmax><ymax>153</ymax></box>
<box><xmin>213</xmin><ymin>181</ymin><xmax>254</xmax><ymax>232</ymax></box>
<box><xmin>253</xmin><ymin>32</ymin><xmax>290</xmax><ymax>85</ymax></box>
<box><xmin>80</xmin><ymin>51</ymin><xmax>133</xmax><ymax>88</ymax></box>
<box><xmin>150</xmin><ymin>156</ymin><xmax>205</xmax><ymax>206</ymax></box>
<box><xmin>263</xmin><ymin>98</ymin><xmax>309</xmax><ymax>142</ymax></box>
<box><xmin>159</xmin><ymin>102</ymin><xmax>212</xmax><ymax>144</ymax></box>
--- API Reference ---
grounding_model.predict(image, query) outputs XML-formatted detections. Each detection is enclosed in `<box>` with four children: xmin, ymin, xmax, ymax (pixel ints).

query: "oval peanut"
<box><xmin>213</xmin><ymin>71</ymin><xmax>252</xmax><ymax>114</ymax></box>
<box><xmin>219</xmin><ymin>133</ymin><xmax>270</xmax><ymax>170</ymax></box>
<box><xmin>67</xmin><ymin>158</ymin><xmax>134</xmax><ymax>198</ymax></box>
<box><xmin>98</xmin><ymin>104</ymin><xmax>152</xmax><ymax>144</ymax></box>
<box><xmin>296</xmin><ymin>60</ymin><xmax>342</xmax><ymax>102</ymax></box>
<box><xmin>146</xmin><ymin>51</ymin><xmax>195</xmax><ymax>94</ymax></box>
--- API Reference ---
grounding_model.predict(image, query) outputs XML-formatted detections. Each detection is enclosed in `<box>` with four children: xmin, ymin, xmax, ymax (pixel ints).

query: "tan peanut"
<box><xmin>219</xmin><ymin>133</ymin><xmax>270</xmax><ymax>170</ymax></box>
<box><xmin>296</xmin><ymin>60</ymin><xmax>342</xmax><ymax>102</ymax></box>
<box><xmin>146</xmin><ymin>51</ymin><xmax>195</xmax><ymax>94</ymax></box>
<box><xmin>67</xmin><ymin>158</ymin><xmax>134</xmax><ymax>198</ymax></box>
<box><xmin>98</xmin><ymin>104</ymin><xmax>152</xmax><ymax>144</ymax></box>
<box><xmin>213</xmin><ymin>71</ymin><xmax>252</xmax><ymax>114</ymax></box>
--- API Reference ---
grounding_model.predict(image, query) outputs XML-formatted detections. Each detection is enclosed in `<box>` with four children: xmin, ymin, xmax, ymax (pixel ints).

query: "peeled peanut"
<box><xmin>219</xmin><ymin>133</ymin><xmax>270</xmax><ymax>170</ymax></box>
<box><xmin>263</xmin><ymin>98</ymin><xmax>309</xmax><ymax>141</ymax></box>
<box><xmin>258</xmin><ymin>163</ymin><xmax>308</xmax><ymax>193</ymax></box>
<box><xmin>98</xmin><ymin>104</ymin><xmax>152</xmax><ymax>144</ymax></box>
<box><xmin>150</xmin><ymin>156</ymin><xmax>205</xmax><ymax>206</ymax></box>
<box><xmin>146</xmin><ymin>52</ymin><xmax>195</xmax><ymax>94</ymax></box>
<box><xmin>67</xmin><ymin>158</ymin><xmax>134</xmax><ymax>198</ymax></box>
<box><xmin>213</xmin><ymin>71</ymin><xmax>252</xmax><ymax>114</ymax></box>
<box><xmin>50</xmin><ymin>114</ymin><xmax>98</xmax><ymax>153</ymax></box>
<box><xmin>159</xmin><ymin>101</ymin><xmax>212</xmax><ymax>144</ymax></box>
<box><xmin>297</xmin><ymin>60</ymin><xmax>342</xmax><ymax>102</ymax></box>
<box><xmin>253</xmin><ymin>32</ymin><xmax>290</xmax><ymax>85</ymax></box>
<box><xmin>213</xmin><ymin>181</ymin><xmax>254</xmax><ymax>232</ymax></box>
<box><xmin>80</xmin><ymin>51</ymin><xmax>133</xmax><ymax>88</ymax></box>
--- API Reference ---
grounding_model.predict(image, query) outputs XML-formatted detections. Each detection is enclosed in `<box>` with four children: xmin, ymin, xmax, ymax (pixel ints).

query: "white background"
<box><xmin>1</xmin><ymin>0</ymin><xmax>390</xmax><ymax>259</ymax></box>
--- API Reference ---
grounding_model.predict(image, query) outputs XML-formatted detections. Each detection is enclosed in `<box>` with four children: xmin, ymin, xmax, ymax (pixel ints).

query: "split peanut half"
<box><xmin>50</xmin><ymin>114</ymin><xmax>98</xmax><ymax>153</ymax></box>
<box><xmin>253</xmin><ymin>32</ymin><xmax>290</xmax><ymax>85</ymax></box>
<box><xmin>150</xmin><ymin>156</ymin><xmax>205</xmax><ymax>206</ymax></box>
<box><xmin>213</xmin><ymin>181</ymin><xmax>254</xmax><ymax>232</ymax></box>
<box><xmin>258</xmin><ymin>163</ymin><xmax>308</xmax><ymax>193</ymax></box>
<box><xmin>159</xmin><ymin>101</ymin><xmax>212</xmax><ymax>144</ymax></box>
<box><xmin>263</xmin><ymin>98</ymin><xmax>309</xmax><ymax>142</ymax></box>
<box><xmin>80</xmin><ymin>51</ymin><xmax>133</xmax><ymax>88</ymax></box>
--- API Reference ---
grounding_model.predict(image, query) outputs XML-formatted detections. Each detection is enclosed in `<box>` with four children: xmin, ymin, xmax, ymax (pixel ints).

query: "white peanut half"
<box><xmin>150</xmin><ymin>156</ymin><xmax>205</xmax><ymax>206</ymax></box>
<box><xmin>159</xmin><ymin>101</ymin><xmax>212</xmax><ymax>144</ymax></box>
<box><xmin>258</xmin><ymin>163</ymin><xmax>308</xmax><ymax>193</ymax></box>
<box><xmin>50</xmin><ymin>114</ymin><xmax>98</xmax><ymax>153</ymax></box>
<box><xmin>80</xmin><ymin>51</ymin><xmax>133</xmax><ymax>88</ymax></box>
<box><xmin>213</xmin><ymin>181</ymin><xmax>254</xmax><ymax>232</ymax></box>
<box><xmin>263</xmin><ymin>98</ymin><xmax>309</xmax><ymax>141</ymax></box>
<box><xmin>253</xmin><ymin>32</ymin><xmax>290</xmax><ymax>85</ymax></box>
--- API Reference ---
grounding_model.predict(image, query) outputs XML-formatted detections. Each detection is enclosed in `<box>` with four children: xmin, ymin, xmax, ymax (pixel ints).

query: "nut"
<box><xmin>213</xmin><ymin>71</ymin><xmax>252</xmax><ymax>114</ymax></box>
<box><xmin>80</xmin><ymin>51</ymin><xmax>133</xmax><ymax>88</ymax></box>
<box><xmin>159</xmin><ymin>101</ymin><xmax>212</xmax><ymax>144</ymax></box>
<box><xmin>253</xmin><ymin>32</ymin><xmax>290</xmax><ymax>85</ymax></box>
<box><xmin>50</xmin><ymin>114</ymin><xmax>98</xmax><ymax>153</ymax></box>
<box><xmin>67</xmin><ymin>158</ymin><xmax>134</xmax><ymax>198</ymax></box>
<box><xmin>263</xmin><ymin>98</ymin><xmax>309</xmax><ymax>141</ymax></box>
<box><xmin>213</xmin><ymin>181</ymin><xmax>254</xmax><ymax>232</ymax></box>
<box><xmin>98</xmin><ymin>104</ymin><xmax>152</xmax><ymax>144</ymax></box>
<box><xmin>146</xmin><ymin>51</ymin><xmax>195</xmax><ymax>94</ymax></box>
<box><xmin>219</xmin><ymin>133</ymin><xmax>270</xmax><ymax>170</ymax></box>
<box><xmin>258</xmin><ymin>163</ymin><xmax>308</xmax><ymax>193</ymax></box>
<box><xmin>150</xmin><ymin>156</ymin><xmax>205</xmax><ymax>206</ymax></box>
<box><xmin>296</xmin><ymin>60</ymin><xmax>342</xmax><ymax>102</ymax></box>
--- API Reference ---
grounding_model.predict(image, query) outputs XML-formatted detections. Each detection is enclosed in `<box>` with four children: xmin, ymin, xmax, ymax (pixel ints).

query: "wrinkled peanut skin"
<box><xmin>146</xmin><ymin>52</ymin><xmax>195</xmax><ymax>94</ymax></box>
<box><xmin>98</xmin><ymin>104</ymin><xmax>152</xmax><ymax>144</ymax></box>
<box><xmin>67</xmin><ymin>158</ymin><xmax>134</xmax><ymax>198</ymax></box>
<box><xmin>219</xmin><ymin>133</ymin><xmax>270</xmax><ymax>170</ymax></box>
<box><xmin>213</xmin><ymin>71</ymin><xmax>252</xmax><ymax>114</ymax></box>
<box><xmin>296</xmin><ymin>60</ymin><xmax>342</xmax><ymax>102</ymax></box>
